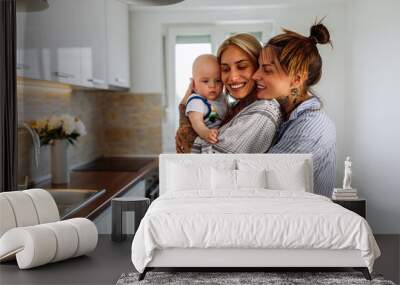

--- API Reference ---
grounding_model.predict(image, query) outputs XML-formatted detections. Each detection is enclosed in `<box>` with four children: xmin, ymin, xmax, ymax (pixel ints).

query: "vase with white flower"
<box><xmin>31</xmin><ymin>114</ymin><xmax>87</xmax><ymax>184</ymax></box>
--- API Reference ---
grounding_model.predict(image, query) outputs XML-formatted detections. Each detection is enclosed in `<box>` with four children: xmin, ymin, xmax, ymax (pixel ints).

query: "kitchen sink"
<box><xmin>46</xmin><ymin>189</ymin><xmax>106</xmax><ymax>220</ymax></box>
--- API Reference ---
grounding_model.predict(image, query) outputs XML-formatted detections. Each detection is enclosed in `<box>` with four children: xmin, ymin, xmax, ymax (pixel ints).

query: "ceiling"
<box><xmin>123</xmin><ymin>0</ymin><xmax>185</xmax><ymax>6</ymax></box>
<box><xmin>128</xmin><ymin>0</ymin><xmax>346</xmax><ymax>10</ymax></box>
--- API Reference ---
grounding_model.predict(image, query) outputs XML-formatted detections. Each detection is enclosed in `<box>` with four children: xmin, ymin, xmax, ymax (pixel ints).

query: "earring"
<box><xmin>291</xmin><ymin>88</ymin><xmax>299</xmax><ymax>97</ymax></box>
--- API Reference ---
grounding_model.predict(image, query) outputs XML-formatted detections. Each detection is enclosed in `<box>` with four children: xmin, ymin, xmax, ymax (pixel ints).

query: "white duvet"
<box><xmin>131</xmin><ymin>190</ymin><xmax>380</xmax><ymax>273</ymax></box>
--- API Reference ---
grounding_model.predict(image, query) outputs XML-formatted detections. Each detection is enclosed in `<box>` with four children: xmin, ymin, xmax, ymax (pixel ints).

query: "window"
<box><xmin>175</xmin><ymin>35</ymin><xmax>212</xmax><ymax>104</ymax></box>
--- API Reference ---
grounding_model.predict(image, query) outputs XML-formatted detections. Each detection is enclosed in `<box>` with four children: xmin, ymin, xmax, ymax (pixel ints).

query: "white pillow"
<box><xmin>167</xmin><ymin>162</ymin><xmax>211</xmax><ymax>191</ymax></box>
<box><xmin>212</xmin><ymin>168</ymin><xmax>236</xmax><ymax>190</ymax></box>
<box><xmin>236</xmin><ymin>169</ymin><xmax>268</xmax><ymax>189</ymax></box>
<box><xmin>211</xmin><ymin>169</ymin><xmax>268</xmax><ymax>191</ymax></box>
<box><xmin>237</xmin><ymin>159</ymin><xmax>309</xmax><ymax>192</ymax></box>
<box><xmin>266</xmin><ymin>165</ymin><xmax>307</xmax><ymax>191</ymax></box>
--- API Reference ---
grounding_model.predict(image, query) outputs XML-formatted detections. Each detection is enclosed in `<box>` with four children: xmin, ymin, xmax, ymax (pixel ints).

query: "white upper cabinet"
<box><xmin>78</xmin><ymin>0</ymin><xmax>108</xmax><ymax>89</ymax></box>
<box><xmin>16</xmin><ymin>0</ymin><xmax>130</xmax><ymax>90</ymax></box>
<box><xmin>16</xmin><ymin>12</ymin><xmax>43</xmax><ymax>80</ymax></box>
<box><xmin>40</xmin><ymin>0</ymin><xmax>82</xmax><ymax>85</ymax></box>
<box><xmin>106</xmin><ymin>0</ymin><xmax>130</xmax><ymax>89</ymax></box>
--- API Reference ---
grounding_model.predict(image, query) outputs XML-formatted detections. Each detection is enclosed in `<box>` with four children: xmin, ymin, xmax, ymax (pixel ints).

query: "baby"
<box><xmin>185</xmin><ymin>54</ymin><xmax>228</xmax><ymax>144</ymax></box>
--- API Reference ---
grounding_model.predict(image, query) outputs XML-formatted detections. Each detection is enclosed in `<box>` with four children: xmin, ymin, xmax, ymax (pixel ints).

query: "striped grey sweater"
<box><xmin>192</xmin><ymin>100</ymin><xmax>282</xmax><ymax>154</ymax></box>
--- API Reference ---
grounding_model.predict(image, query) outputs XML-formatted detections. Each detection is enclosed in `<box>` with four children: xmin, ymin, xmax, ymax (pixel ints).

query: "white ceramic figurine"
<box><xmin>343</xmin><ymin>156</ymin><xmax>352</xmax><ymax>189</ymax></box>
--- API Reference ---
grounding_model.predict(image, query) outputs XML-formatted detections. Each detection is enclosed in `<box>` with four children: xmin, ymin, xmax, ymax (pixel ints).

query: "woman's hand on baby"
<box><xmin>203</xmin><ymin>129</ymin><xmax>219</xmax><ymax>144</ymax></box>
<box><xmin>179</xmin><ymin>78</ymin><xmax>194</xmax><ymax>105</ymax></box>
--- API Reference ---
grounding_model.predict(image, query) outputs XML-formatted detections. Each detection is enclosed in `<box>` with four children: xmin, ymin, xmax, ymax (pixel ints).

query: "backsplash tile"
<box><xmin>101</xmin><ymin>92</ymin><xmax>162</xmax><ymax>156</ymax></box>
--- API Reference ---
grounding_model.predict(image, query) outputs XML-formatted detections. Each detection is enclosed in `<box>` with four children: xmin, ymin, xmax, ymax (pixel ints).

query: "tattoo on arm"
<box><xmin>178</xmin><ymin>104</ymin><xmax>191</xmax><ymax>128</ymax></box>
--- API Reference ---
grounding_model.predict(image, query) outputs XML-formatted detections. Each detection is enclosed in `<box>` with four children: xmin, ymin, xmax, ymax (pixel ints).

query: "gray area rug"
<box><xmin>116</xmin><ymin>271</ymin><xmax>396</xmax><ymax>285</ymax></box>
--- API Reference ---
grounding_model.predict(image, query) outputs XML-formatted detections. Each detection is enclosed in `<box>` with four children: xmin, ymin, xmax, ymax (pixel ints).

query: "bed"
<box><xmin>131</xmin><ymin>154</ymin><xmax>380</xmax><ymax>280</ymax></box>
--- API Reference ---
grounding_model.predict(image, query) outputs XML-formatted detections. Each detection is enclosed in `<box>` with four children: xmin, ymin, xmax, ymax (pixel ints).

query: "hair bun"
<box><xmin>309</xmin><ymin>23</ymin><xmax>331</xmax><ymax>45</ymax></box>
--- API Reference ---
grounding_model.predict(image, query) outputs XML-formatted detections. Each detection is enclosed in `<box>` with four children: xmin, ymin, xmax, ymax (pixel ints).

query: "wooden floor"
<box><xmin>0</xmin><ymin>235</ymin><xmax>398</xmax><ymax>285</ymax></box>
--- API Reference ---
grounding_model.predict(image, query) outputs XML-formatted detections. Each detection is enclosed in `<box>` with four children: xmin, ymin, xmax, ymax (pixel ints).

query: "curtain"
<box><xmin>0</xmin><ymin>0</ymin><xmax>17</xmax><ymax>192</ymax></box>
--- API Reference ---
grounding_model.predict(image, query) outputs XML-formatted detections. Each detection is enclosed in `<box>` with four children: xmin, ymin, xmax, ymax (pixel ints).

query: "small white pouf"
<box><xmin>0</xmin><ymin>218</ymin><xmax>98</xmax><ymax>269</ymax></box>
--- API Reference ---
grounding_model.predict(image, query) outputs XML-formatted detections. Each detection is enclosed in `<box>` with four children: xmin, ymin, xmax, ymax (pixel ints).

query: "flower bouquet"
<box><xmin>31</xmin><ymin>114</ymin><xmax>86</xmax><ymax>184</ymax></box>
<box><xmin>31</xmin><ymin>114</ymin><xmax>87</xmax><ymax>146</ymax></box>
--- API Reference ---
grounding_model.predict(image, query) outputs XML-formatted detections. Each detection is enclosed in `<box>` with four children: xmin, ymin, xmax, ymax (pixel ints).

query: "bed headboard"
<box><xmin>159</xmin><ymin>153</ymin><xmax>313</xmax><ymax>195</ymax></box>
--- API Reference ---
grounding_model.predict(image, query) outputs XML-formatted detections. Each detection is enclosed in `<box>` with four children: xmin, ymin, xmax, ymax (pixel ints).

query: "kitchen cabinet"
<box><xmin>16</xmin><ymin>0</ymin><xmax>130</xmax><ymax>90</ymax></box>
<box><xmin>78</xmin><ymin>0</ymin><xmax>108</xmax><ymax>89</ymax></box>
<box><xmin>106</xmin><ymin>0</ymin><xmax>130</xmax><ymax>89</ymax></box>
<box><xmin>40</xmin><ymin>0</ymin><xmax>82</xmax><ymax>85</ymax></box>
<box><xmin>16</xmin><ymin>12</ymin><xmax>43</xmax><ymax>80</ymax></box>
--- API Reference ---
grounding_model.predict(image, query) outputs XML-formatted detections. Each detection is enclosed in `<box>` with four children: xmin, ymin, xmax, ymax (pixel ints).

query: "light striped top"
<box><xmin>192</xmin><ymin>100</ymin><xmax>282</xmax><ymax>154</ymax></box>
<box><xmin>268</xmin><ymin>97</ymin><xmax>336</xmax><ymax>197</ymax></box>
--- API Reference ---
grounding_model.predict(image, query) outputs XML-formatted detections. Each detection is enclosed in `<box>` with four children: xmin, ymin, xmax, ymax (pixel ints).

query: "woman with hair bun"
<box><xmin>253</xmin><ymin>21</ymin><xmax>336</xmax><ymax>197</ymax></box>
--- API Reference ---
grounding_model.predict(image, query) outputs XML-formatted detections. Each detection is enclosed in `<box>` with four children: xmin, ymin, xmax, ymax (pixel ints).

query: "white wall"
<box><xmin>129</xmin><ymin>0</ymin><xmax>399</xmax><ymax>233</ymax></box>
<box><xmin>344</xmin><ymin>0</ymin><xmax>400</xmax><ymax>234</ymax></box>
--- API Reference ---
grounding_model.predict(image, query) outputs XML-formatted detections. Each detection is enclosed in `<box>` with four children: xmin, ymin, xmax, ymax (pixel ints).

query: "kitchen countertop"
<box><xmin>37</xmin><ymin>157</ymin><xmax>158</xmax><ymax>220</ymax></box>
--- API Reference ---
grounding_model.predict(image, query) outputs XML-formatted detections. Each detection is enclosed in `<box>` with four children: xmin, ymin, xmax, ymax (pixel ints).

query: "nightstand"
<box><xmin>332</xmin><ymin>198</ymin><xmax>366</xmax><ymax>218</ymax></box>
<box><xmin>111</xmin><ymin>197</ymin><xmax>150</xmax><ymax>242</ymax></box>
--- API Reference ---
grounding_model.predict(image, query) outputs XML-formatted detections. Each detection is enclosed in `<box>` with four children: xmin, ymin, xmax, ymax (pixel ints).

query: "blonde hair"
<box><xmin>217</xmin><ymin>33</ymin><xmax>262</xmax><ymax>67</ymax></box>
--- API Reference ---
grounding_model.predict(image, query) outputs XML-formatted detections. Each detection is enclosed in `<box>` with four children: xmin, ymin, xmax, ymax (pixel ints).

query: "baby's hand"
<box><xmin>204</xmin><ymin>129</ymin><xmax>219</xmax><ymax>144</ymax></box>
